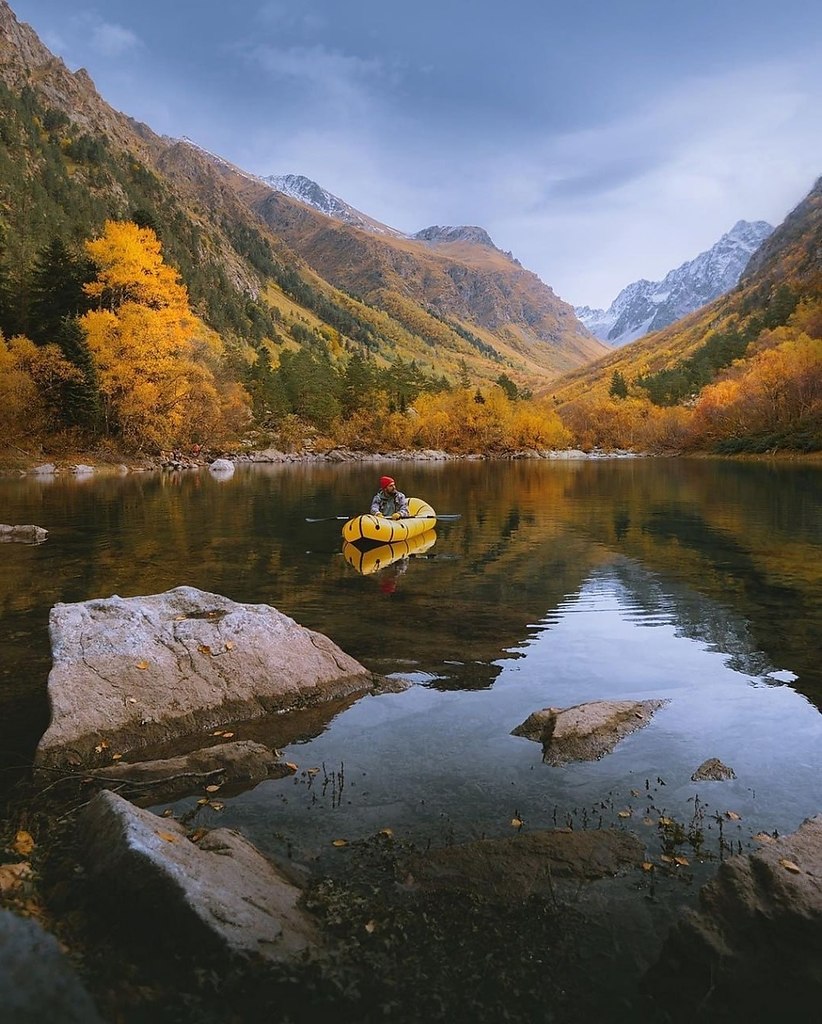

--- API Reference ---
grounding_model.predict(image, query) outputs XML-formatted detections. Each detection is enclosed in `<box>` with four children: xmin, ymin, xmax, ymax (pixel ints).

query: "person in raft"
<box><xmin>370</xmin><ymin>476</ymin><xmax>410</xmax><ymax>519</ymax></box>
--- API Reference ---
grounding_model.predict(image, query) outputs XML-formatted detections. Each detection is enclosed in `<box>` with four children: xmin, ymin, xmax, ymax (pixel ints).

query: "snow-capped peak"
<box><xmin>576</xmin><ymin>220</ymin><xmax>774</xmax><ymax>346</ymax></box>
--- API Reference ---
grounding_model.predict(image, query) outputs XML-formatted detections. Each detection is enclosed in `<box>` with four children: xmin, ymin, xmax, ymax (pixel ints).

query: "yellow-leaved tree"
<box><xmin>81</xmin><ymin>220</ymin><xmax>249</xmax><ymax>450</ymax></box>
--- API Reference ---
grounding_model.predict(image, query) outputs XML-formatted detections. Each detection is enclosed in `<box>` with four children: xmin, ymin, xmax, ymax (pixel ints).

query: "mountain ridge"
<box><xmin>576</xmin><ymin>220</ymin><xmax>774</xmax><ymax>347</ymax></box>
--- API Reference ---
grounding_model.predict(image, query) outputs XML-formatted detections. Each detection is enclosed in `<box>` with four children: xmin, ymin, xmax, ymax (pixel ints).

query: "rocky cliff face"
<box><xmin>576</xmin><ymin>220</ymin><xmax>774</xmax><ymax>347</ymax></box>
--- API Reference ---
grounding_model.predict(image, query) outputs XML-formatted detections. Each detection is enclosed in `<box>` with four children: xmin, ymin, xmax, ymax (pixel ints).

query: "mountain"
<box><xmin>262</xmin><ymin>173</ymin><xmax>409</xmax><ymax>240</ymax></box>
<box><xmin>576</xmin><ymin>220</ymin><xmax>774</xmax><ymax>347</ymax></box>
<box><xmin>548</xmin><ymin>177</ymin><xmax>822</xmax><ymax>427</ymax></box>
<box><xmin>0</xmin><ymin>0</ymin><xmax>605</xmax><ymax>400</ymax></box>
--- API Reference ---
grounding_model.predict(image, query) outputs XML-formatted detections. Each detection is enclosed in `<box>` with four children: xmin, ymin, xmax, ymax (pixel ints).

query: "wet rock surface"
<box><xmin>36</xmin><ymin>586</ymin><xmax>383</xmax><ymax>766</ymax></box>
<box><xmin>691</xmin><ymin>757</ymin><xmax>736</xmax><ymax>781</ymax></box>
<box><xmin>512</xmin><ymin>699</ymin><xmax>668</xmax><ymax>765</ymax></box>
<box><xmin>86</xmin><ymin>739</ymin><xmax>292</xmax><ymax>804</ymax></box>
<box><xmin>405</xmin><ymin>828</ymin><xmax>646</xmax><ymax>897</ymax></box>
<box><xmin>646</xmin><ymin>814</ymin><xmax>822</xmax><ymax>1019</ymax></box>
<box><xmin>0</xmin><ymin>523</ymin><xmax>48</xmax><ymax>543</ymax></box>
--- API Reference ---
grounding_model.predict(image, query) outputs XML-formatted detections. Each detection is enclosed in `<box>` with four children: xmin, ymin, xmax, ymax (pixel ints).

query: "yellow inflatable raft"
<box><xmin>341</xmin><ymin>497</ymin><xmax>436</xmax><ymax>545</ymax></box>
<box><xmin>342</xmin><ymin>529</ymin><xmax>437</xmax><ymax>575</ymax></box>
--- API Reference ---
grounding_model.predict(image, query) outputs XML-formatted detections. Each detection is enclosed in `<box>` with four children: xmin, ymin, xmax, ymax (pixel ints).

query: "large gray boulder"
<box><xmin>0</xmin><ymin>524</ymin><xmax>48</xmax><ymax>543</ymax></box>
<box><xmin>0</xmin><ymin>908</ymin><xmax>105</xmax><ymax>1023</ymax></box>
<box><xmin>80</xmin><ymin>790</ymin><xmax>317</xmax><ymax>962</ymax></box>
<box><xmin>36</xmin><ymin>586</ymin><xmax>381</xmax><ymax>766</ymax></box>
<box><xmin>512</xmin><ymin>699</ymin><xmax>667</xmax><ymax>765</ymax></box>
<box><xmin>646</xmin><ymin>814</ymin><xmax>822</xmax><ymax>1018</ymax></box>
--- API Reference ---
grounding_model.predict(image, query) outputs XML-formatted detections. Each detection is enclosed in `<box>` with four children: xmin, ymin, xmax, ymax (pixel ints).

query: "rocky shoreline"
<box><xmin>3</xmin><ymin>586</ymin><xmax>822</xmax><ymax>1021</ymax></box>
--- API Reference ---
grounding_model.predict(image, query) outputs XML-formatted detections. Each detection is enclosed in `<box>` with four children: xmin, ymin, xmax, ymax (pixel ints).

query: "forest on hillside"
<box><xmin>1</xmin><ymin>216</ymin><xmax>821</xmax><ymax>457</ymax></box>
<box><xmin>1</xmin><ymin>77</ymin><xmax>820</xmax><ymax>458</ymax></box>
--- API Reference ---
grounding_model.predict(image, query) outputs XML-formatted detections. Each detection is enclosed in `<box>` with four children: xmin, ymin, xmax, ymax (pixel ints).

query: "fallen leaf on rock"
<box><xmin>630</xmin><ymin>789</ymin><xmax>641</xmax><ymax>798</ymax></box>
<box><xmin>779</xmin><ymin>858</ymin><xmax>801</xmax><ymax>874</ymax></box>
<box><xmin>641</xmin><ymin>862</ymin><xmax>654</xmax><ymax>872</ymax></box>
<box><xmin>658</xmin><ymin>817</ymin><xmax>674</xmax><ymax>827</ymax></box>
<box><xmin>617</xmin><ymin>809</ymin><xmax>632</xmax><ymax>819</ymax></box>
<box><xmin>642</xmin><ymin>818</ymin><xmax>655</xmax><ymax>827</ymax></box>
<box><xmin>674</xmin><ymin>855</ymin><xmax>690</xmax><ymax>867</ymax></box>
<box><xmin>173</xmin><ymin>615</ymin><xmax>186</xmax><ymax>621</ymax></box>
<box><xmin>754</xmin><ymin>832</ymin><xmax>776</xmax><ymax>843</ymax></box>
<box><xmin>285</xmin><ymin>762</ymin><xmax>299</xmax><ymax>772</ymax></box>
<box><xmin>157</xmin><ymin>831</ymin><xmax>178</xmax><ymax>844</ymax></box>
<box><xmin>222</xmin><ymin>732</ymin><xmax>235</xmax><ymax>739</ymax></box>
<box><xmin>197</xmin><ymin>797</ymin><xmax>209</xmax><ymax>806</ymax></box>
<box><xmin>205</xmin><ymin>784</ymin><xmax>221</xmax><ymax>793</ymax></box>
<box><xmin>94</xmin><ymin>741</ymin><xmax>109</xmax><ymax>754</ymax></box>
<box><xmin>111</xmin><ymin>753</ymin><xmax>123</xmax><ymax>761</ymax></box>
<box><xmin>212</xmin><ymin>730</ymin><xmax>225</xmax><ymax>736</ymax></box>
<box><xmin>725</xmin><ymin>811</ymin><xmax>742</xmax><ymax>821</ymax></box>
<box><xmin>332</xmin><ymin>839</ymin><xmax>348</xmax><ymax>848</ymax></box>
<box><xmin>224</xmin><ymin>640</ymin><xmax>234</xmax><ymax>651</ymax></box>
<box><xmin>189</xmin><ymin>828</ymin><xmax>209</xmax><ymax>843</ymax></box>
<box><xmin>198</xmin><ymin>645</ymin><xmax>213</xmax><ymax>656</ymax></box>
<box><xmin>660</xmin><ymin>854</ymin><xmax>674</xmax><ymax>864</ymax></box>
<box><xmin>12</xmin><ymin>831</ymin><xmax>35</xmax><ymax>856</ymax></box>
<box><xmin>307</xmin><ymin>767</ymin><xmax>320</xmax><ymax>777</ymax></box>
<box><xmin>364</xmin><ymin>920</ymin><xmax>377</xmax><ymax>933</ymax></box>
<box><xmin>511</xmin><ymin>817</ymin><xmax>524</xmax><ymax>829</ymax></box>
<box><xmin>136</xmin><ymin>660</ymin><xmax>149</xmax><ymax>670</ymax></box>
<box><xmin>379</xmin><ymin>828</ymin><xmax>394</xmax><ymax>837</ymax></box>
<box><xmin>161</xmin><ymin>809</ymin><xmax>174</xmax><ymax>818</ymax></box>
<box><xmin>209</xmin><ymin>802</ymin><xmax>225</xmax><ymax>811</ymax></box>
<box><xmin>0</xmin><ymin>863</ymin><xmax>32</xmax><ymax>893</ymax></box>
<box><xmin>127</xmin><ymin>697</ymin><xmax>137</xmax><ymax>704</ymax></box>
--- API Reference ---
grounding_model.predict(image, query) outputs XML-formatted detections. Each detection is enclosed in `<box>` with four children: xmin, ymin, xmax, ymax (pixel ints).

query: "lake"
<box><xmin>2</xmin><ymin>456</ymin><xmax>822</xmax><ymax>971</ymax></box>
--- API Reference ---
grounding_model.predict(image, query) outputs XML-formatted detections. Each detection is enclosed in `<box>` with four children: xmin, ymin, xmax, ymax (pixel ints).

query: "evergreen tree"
<box><xmin>29</xmin><ymin>238</ymin><xmax>94</xmax><ymax>345</ymax></box>
<box><xmin>496</xmin><ymin>373</ymin><xmax>519</xmax><ymax>400</ymax></box>
<box><xmin>54</xmin><ymin>316</ymin><xmax>102</xmax><ymax>430</ymax></box>
<box><xmin>609</xmin><ymin>370</ymin><xmax>628</xmax><ymax>399</ymax></box>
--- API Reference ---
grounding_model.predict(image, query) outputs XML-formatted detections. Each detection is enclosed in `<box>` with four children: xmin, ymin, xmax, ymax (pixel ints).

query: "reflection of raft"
<box><xmin>343</xmin><ymin>530</ymin><xmax>437</xmax><ymax>575</ymax></box>
<box><xmin>341</xmin><ymin>497</ymin><xmax>436</xmax><ymax>545</ymax></box>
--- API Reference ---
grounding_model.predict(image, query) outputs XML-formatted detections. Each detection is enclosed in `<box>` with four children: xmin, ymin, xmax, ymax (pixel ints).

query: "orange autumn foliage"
<box><xmin>81</xmin><ymin>221</ymin><xmax>250</xmax><ymax>449</ymax></box>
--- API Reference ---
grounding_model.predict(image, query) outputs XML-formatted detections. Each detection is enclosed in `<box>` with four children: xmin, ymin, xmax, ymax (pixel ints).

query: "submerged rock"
<box><xmin>36</xmin><ymin>586</ymin><xmax>383</xmax><ymax>766</ymax></box>
<box><xmin>0</xmin><ymin>524</ymin><xmax>48</xmax><ymax>543</ymax></box>
<box><xmin>86</xmin><ymin>739</ymin><xmax>293</xmax><ymax>804</ymax></box>
<box><xmin>691</xmin><ymin>757</ymin><xmax>736</xmax><ymax>782</ymax></box>
<box><xmin>512</xmin><ymin>699</ymin><xmax>668</xmax><ymax>765</ymax></box>
<box><xmin>646</xmin><ymin>814</ymin><xmax>822</xmax><ymax>1018</ymax></box>
<box><xmin>406</xmin><ymin>828</ymin><xmax>645</xmax><ymax>897</ymax></box>
<box><xmin>81</xmin><ymin>790</ymin><xmax>317</xmax><ymax>962</ymax></box>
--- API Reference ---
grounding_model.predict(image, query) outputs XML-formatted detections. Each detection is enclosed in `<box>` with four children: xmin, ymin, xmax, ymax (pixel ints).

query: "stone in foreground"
<box><xmin>646</xmin><ymin>814</ymin><xmax>822</xmax><ymax>1019</ymax></box>
<box><xmin>81</xmin><ymin>790</ymin><xmax>317</xmax><ymax>962</ymax></box>
<box><xmin>0</xmin><ymin>908</ymin><xmax>105</xmax><ymax>1023</ymax></box>
<box><xmin>512</xmin><ymin>699</ymin><xmax>667</xmax><ymax>765</ymax></box>
<box><xmin>36</xmin><ymin>586</ymin><xmax>382</xmax><ymax>766</ymax></box>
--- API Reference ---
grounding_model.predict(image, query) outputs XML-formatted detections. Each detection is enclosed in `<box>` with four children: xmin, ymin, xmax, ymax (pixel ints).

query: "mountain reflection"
<box><xmin>0</xmin><ymin>457</ymin><xmax>819</xmax><ymax>773</ymax></box>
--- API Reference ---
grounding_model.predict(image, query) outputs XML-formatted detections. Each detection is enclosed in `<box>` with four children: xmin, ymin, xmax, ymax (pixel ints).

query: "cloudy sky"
<box><xmin>10</xmin><ymin>0</ymin><xmax>822</xmax><ymax>307</ymax></box>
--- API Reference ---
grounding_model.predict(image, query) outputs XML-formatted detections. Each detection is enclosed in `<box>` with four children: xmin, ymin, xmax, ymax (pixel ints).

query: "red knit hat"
<box><xmin>380</xmin><ymin>475</ymin><xmax>395</xmax><ymax>489</ymax></box>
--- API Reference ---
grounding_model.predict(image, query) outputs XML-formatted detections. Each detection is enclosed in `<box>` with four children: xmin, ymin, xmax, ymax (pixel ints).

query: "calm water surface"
<box><xmin>2</xmin><ymin>458</ymin><xmax>821</xmax><ymax>884</ymax></box>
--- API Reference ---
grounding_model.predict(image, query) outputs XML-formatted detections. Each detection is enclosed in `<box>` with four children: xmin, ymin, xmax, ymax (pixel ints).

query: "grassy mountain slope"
<box><xmin>0</xmin><ymin>0</ymin><xmax>603</xmax><ymax>393</ymax></box>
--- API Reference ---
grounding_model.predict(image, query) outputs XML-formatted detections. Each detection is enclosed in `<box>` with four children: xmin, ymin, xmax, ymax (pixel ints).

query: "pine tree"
<box><xmin>29</xmin><ymin>238</ymin><xmax>94</xmax><ymax>345</ymax></box>
<box><xmin>609</xmin><ymin>370</ymin><xmax>628</xmax><ymax>399</ymax></box>
<box><xmin>54</xmin><ymin>316</ymin><xmax>102</xmax><ymax>430</ymax></box>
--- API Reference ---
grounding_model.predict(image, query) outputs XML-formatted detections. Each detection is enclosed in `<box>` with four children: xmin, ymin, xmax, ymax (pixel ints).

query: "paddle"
<box><xmin>305</xmin><ymin>514</ymin><xmax>462</xmax><ymax>523</ymax></box>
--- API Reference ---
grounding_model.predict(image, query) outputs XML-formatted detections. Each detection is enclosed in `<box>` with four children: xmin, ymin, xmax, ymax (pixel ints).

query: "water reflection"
<box><xmin>0</xmin><ymin>458</ymin><xmax>820</xmax><ymax>778</ymax></box>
